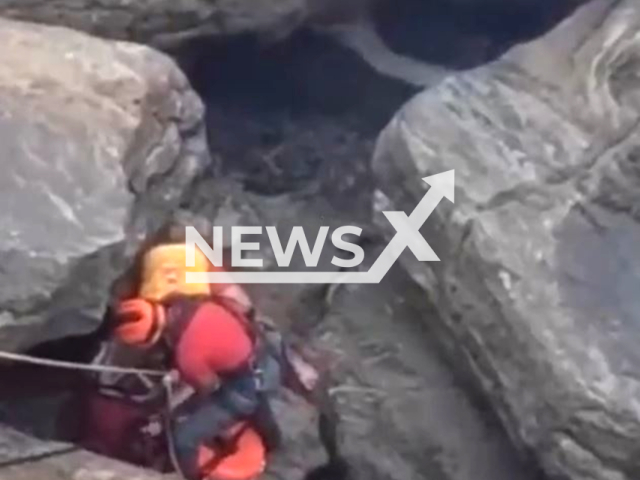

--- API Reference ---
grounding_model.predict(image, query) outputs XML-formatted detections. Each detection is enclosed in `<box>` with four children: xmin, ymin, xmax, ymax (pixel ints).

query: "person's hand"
<box><xmin>139</xmin><ymin>415</ymin><xmax>163</xmax><ymax>437</ymax></box>
<box><xmin>164</xmin><ymin>371</ymin><xmax>198</xmax><ymax>409</ymax></box>
<box><xmin>217</xmin><ymin>285</ymin><xmax>253</xmax><ymax>316</ymax></box>
<box><xmin>288</xmin><ymin>349</ymin><xmax>320</xmax><ymax>392</ymax></box>
<box><xmin>164</xmin><ymin>369</ymin><xmax>181</xmax><ymax>386</ymax></box>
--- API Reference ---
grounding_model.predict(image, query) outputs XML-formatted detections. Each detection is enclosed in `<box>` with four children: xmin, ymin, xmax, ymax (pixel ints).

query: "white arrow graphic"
<box><xmin>187</xmin><ymin>170</ymin><xmax>454</xmax><ymax>284</ymax></box>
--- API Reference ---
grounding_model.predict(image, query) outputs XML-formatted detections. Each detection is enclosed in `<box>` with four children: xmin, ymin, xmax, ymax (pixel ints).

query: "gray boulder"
<box><xmin>0</xmin><ymin>0</ymin><xmax>311</xmax><ymax>47</ymax></box>
<box><xmin>0</xmin><ymin>18</ymin><xmax>209</xmax><ymax>352</ymax></box>
<box><xmin>372</xmin><ymin>1</ymin><xmax>640</xmax><ymax>479</ymax></box>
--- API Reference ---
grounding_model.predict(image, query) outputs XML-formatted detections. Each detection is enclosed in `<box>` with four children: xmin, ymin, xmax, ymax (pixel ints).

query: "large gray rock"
<box><xmin>372</xmin><ymin>1</ymin><xmax>640</xmax><ymax>479</ymax></box>
<box><xmin>0</xmin><ymin>425</ymin><xmax>179</xmax><ymax>480</ymax></box>
<box><xmin>262</xmin><ymin>258</ymin><xmax>537</xmax><ymax>480</ymax></box>
<box><xmin>0</xmin><ymin>0</ymin><xmax>308</xmax><ymax>47</ymax></box>
<box><xmin>0</xmin><ymin>18</ymin><xmax>209</xmax><ymax>352</ymax></box>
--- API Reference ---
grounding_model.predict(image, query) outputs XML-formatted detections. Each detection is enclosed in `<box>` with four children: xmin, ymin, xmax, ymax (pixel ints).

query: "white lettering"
<box><xmin>331</xmin><ymin>226</ymin><xmax>364</xmax><ymax>268</ymax></box>
<box><xmin>232</xmin><ymin>226</ymin><xmax>264</xmax><ymax>268</ymax></box>
<box><xmin>267</xmin><ymin>226</ymin><xmax>329</xmax><ymax>268</ymax></box>
<box><xmin>185</xmin><ymin>226</ymin><xmax>223</xmax><ymax>267</ymax></box>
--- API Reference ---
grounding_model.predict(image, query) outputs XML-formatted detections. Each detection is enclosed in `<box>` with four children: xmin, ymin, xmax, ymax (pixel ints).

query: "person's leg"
<box><xmin>172</xmin><ymin>378</ymin><xmax>258</xmax><ymax>480</ymax></box>
<box><xmin>262</xmin><ymin>326</ymin><xmax>347</xmax><ymax>477</ymax></box>
<box><xmin>250</xmin><ymin>340</ymin><xmax>284</xmax><ymax>452</ymax></box>
<box><xmin>302</xmin><ymin>383</ymin><xmax>351</xmax><ymax>480</ymax></box>
<box><xmin>251</xmin><ymin>396</ymin><xmax>282</xmax><ymax>452</ymax></box>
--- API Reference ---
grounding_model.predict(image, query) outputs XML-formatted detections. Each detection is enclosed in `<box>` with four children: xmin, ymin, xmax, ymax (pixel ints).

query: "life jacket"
<box><xmin>138</xmin><ymin>243</ymin><xmax>212</xmax><ymax>303</ymax></box>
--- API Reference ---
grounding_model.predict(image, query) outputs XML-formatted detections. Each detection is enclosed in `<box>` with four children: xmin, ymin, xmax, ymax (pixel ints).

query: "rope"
<box><xmin>0</xmin><ymin>348</ymin><xmax>182</xmax><ymax>474</ymax></box>
<box><xmin>0</xmin><ymin>346</ymin><xmax>190</xmax><ymax>476</ymax></box>
<box><xmin>161</xmin><ymin>376</ymin><xmax>190</xmax><ymax>480</ymax></box>
<box><xmin>0</xmin><ymin>350</ymin><xmax>168</xmax><ymax>377</ymax></box>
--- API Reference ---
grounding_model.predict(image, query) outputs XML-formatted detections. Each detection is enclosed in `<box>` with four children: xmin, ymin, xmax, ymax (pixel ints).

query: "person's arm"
<box><xmin>174</xmin><ymin>338</ymin><xmax>221</xmax><ymax>398</ymax></box>
<box><xmin>172</xmin><ymin>301</ymin><xmax>249</xmax><ymax>400</ymax></box>
<box><xmin>211</xmin><ymin>283</ymin><xmax>253</xmax><ymax>316</ymax></box>
<box><xmin>208</xmin><ymin>263</ymin><xmax>253</xmax><ymax>316</ymax></box>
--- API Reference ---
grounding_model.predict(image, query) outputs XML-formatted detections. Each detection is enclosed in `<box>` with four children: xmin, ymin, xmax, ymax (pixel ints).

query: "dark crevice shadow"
<box><xmin>168</xmin><ymin>0</ymin><xmax>588</xmax><ymax>201</ymax></box>
<box><xmin>0</xmin><ymin>314</ymin><xmax>110</xmax><ymax>445</ymax></box>
<box><xmin>176</xmin><ymin>30</ymin><xmax>416</xmax><ymax>128</ymax></box>
<box><xmin>373</xmin><ymin>0</ymin><xmax>585</xmax><ymax>69</ymax></box>
<box><xmin>171</xmin><ymin>30</ymin><xmax>417</xmax><ymax>198</ymax></box>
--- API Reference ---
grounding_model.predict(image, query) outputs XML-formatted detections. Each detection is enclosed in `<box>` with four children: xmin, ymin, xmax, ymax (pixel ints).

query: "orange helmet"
<box><xmin>113</xmin><ymin>298</ymin><xmax>166</xmax><ymax>347</ymax></box>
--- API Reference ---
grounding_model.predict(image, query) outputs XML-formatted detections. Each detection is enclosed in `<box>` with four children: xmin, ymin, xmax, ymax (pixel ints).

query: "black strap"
<box><xmin>144</xmin><ymin>303</ymin><xmax>164</xmax><ymax>345</ymax></box>
<box><xmin>159</xmin><ymin>295</ymin><xmax>209</xmax><ymax>349</ymax></box>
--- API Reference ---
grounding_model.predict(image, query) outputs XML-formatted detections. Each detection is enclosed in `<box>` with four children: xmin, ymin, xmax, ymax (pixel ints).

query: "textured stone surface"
<box><xmin>0</xmin><ymin>18</ymin><xmax>209</xmax><ymax>352</ymax></box>
<box><xmin>0</xmin><ymin>426</ymin><xmax>178</xmax><ymax>480</ymax></box>
<box><xmin>0</xmin><ymin>0</ymin><xmax>308</xmax><ymax>47</ymax></box>
<box><xmin>262</xmin><ymin>261</ymin><xmax>539</xmax><ymax>480</ymax></box>
<box><xmin>372</xmin><ymin>1</ymin><xmax>640</xmax><ymax>479</ymax></box>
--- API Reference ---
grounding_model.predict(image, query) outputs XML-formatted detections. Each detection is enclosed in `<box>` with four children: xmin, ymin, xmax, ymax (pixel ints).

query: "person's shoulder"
<box><xmin>192</xmin><ymin>299</ymin><xmax>233</xmax><ymax>320</ymax></box>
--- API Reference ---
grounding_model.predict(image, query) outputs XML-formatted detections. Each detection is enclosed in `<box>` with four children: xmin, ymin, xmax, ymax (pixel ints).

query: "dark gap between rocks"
<box><xmin>373</xmin><ymin>0</ymin><xmax>586</xmax><ymax>68</ymax></box>
<box><xmin>0</xmin><ymin>327</ymin><xmax>108</xmax><ymax>442</ymax></box>
<box><xmin>172</xmin><ymin>28</ymin><xmax>417</xmax><ymax>223</ymax></box>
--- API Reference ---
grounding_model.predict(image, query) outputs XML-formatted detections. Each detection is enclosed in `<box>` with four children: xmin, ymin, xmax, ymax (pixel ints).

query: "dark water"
<box><xmin>374</xmin><ymin>0</ymin><xmax>584</xmax><ymax>69</ymax></box>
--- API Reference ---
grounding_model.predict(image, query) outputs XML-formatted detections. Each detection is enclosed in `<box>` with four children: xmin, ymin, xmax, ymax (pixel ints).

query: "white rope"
<box><xmin>0</xmin><ymin>347</ymin><xmax>185</xmax><ymax>476</ymax></box>
<box><xmin>0</xmin><ymin>350</ymin><xmax>168</xmax><ymax>377</ymax></box>
<box><xmin>162</xmin><ymin>376</ymin><xmax>190</xmax><ymax>480</ymax></box>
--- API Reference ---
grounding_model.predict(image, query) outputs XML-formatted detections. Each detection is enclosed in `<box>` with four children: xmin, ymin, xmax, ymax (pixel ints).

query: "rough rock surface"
<box><xmin>0</xmin><ymin>0</ymin><xmax>308</xmax><ymax>47</ymax></box>
<box><xmin>372</xmin><ymin>1</ymin><xmax>640</xmax><ymax>479</ymax></box>
<box><xmin>0</xmin><ymin>426</ymin><xmax>178</xmax><ymax>480</ymax></box>
<box><xmin>0</xmin><ymin>18</ymin><xmax>208</xmax><ymax>352</ymax></box>
<box><xmin>262</xmin><ymin>259</ymin><xmax>540</xmax><ymax>480</ymax></box>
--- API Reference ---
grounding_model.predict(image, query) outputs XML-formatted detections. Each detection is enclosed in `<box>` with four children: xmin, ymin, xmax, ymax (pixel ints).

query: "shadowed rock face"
<box><xmin>0</xmin><ymin>0</ymin><xmax>309</xmax><ymax>47</ymax></box>
<box><xmin>372</xmin><ymin>1</ymin><xmax>640</xmax><ymax>479</ymax></box>
<box><xmin>0</xmin><ymin>18</ymin><xmax>209</xmax><ymax>352</ymax></box>
<box><xmin>261</xmin><ymin>260</ymin><xmax>543</xmax><ymax>480</ymax></box>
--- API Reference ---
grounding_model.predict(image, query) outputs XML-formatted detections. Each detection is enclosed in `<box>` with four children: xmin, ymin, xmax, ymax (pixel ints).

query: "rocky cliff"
<box><xmin>373</xmin><ymin>1</ymin><xmax>640</xmax><ymax>479</ymax></box>
<box><xmin>0</xmin><ymin>18</ymin><xmax>208</xmax><ymax>352</ymax></box>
